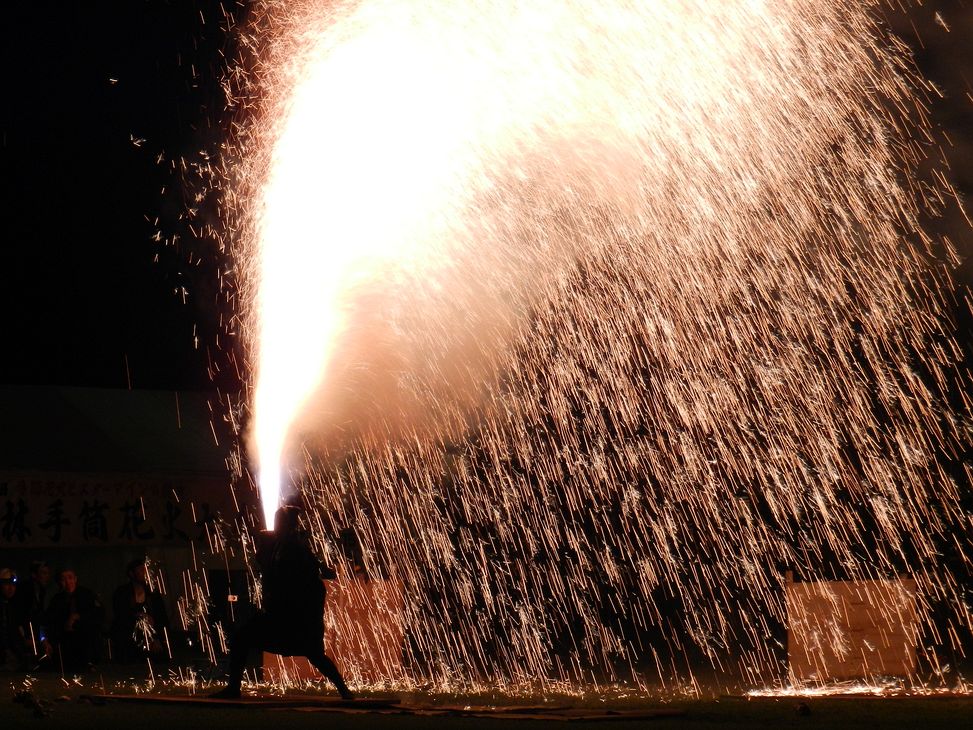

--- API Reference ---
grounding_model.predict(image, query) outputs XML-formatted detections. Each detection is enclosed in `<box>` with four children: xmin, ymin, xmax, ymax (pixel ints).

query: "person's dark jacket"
<box><xmin>256</xmin><ymin>531</ymin><xmax>330</xmax><ymax>637</ymax></box>
<box><xmin>0</xmin><ymin>591</ymin><xmax>31</xmax><ymax>665</ymax></box>
<box><xmin>110</xmin><ymin>583</ymin><xmax>169</xmax><ymax>660</ymax></box>
<box><xmin>17</xmin><ymin>578</ymin><xmax>50</xmax><ymax>632</ymax></box>
<box><xmin>46</xmin><ymin>586</ymin><xmax>104</xmax><ymax>646</ymax></box>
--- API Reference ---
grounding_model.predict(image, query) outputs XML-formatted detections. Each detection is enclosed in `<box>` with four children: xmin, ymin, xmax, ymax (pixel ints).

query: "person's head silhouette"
<box><xmin>274</xmin><ymin>505</ymin><xmax>301</xmax><ymax>535</ymax></box>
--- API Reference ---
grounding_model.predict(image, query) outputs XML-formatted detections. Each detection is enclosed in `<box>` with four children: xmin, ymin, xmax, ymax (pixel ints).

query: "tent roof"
<box><xmin>0</xmin><ymin>385</ymin><xmax>233</xmax><ymax>476</ymax></box>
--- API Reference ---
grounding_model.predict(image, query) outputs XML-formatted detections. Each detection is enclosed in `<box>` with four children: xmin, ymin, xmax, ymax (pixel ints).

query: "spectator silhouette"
<box><xmin>211</xmin><ymin>506</ymin><xmax>353</xmax><ymax>699</ymax></box>
<box><xmin>111</xmin><ymin>559</ymin><xmax>169</xmax><ymax>663</ymax></box>
<box><xmin>1</xmin><ymin>568</ymin><xmax>31</xmax><ymax>670</ymax></box>
<box><xmin>46</xmin><ymin>568</ymin><xmax>104</xmax><ymax>672</ymax></box>
<box><xmin>19</xmin><ymin>561</ymin><xmax>52</xmax><ymax>642</ymax></box>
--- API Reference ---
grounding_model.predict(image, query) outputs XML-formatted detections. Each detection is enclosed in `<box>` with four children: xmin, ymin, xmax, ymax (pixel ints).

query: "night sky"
<box><xmin>2</xmin><ymin>1</ymin><xmax>231</xmax><ymax>391</ymax></box>
<box><xmin>2</xmin><ymin>2</ymin><xmax>971</xmax><ymax>394</ymax></box>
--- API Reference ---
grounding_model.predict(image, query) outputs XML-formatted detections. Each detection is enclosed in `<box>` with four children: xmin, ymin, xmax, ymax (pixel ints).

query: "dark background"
<box><xmin>1</xmin><ymin>1</ymin><xmax>971</xmax><ymax>393</ymax></box>
<box><xmin>2</xmin><ymin>0</ymin><xmax>232</xmax><ymax>392</ymax></box>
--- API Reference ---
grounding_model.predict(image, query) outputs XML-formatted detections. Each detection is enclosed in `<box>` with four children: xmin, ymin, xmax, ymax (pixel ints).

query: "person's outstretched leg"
<box><xmin>211</xmin><ymin>617</ymin><xmax>263</xmax><ymax>698</ymax></box>
<box><xmin>306</xmin><ymin>650</ymin><xmax>354</xmax><ymax>700</ymax></box>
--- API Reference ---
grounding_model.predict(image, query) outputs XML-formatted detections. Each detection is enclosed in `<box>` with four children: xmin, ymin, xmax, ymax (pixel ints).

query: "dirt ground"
<box><xmin>3</xmin><ymin>671</ymin><xmax>972</xmax><ymax>730</ymax></box>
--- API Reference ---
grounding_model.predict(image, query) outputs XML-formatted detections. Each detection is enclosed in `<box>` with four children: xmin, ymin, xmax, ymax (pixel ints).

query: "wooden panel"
<box><xmin>326</xmin><ymin>575</ymin><xmax>405</xmax><ymax>684</ymax></box>
<box><xmin>786</xmin><ymin>576</ymin><xmax>917</xmax><ymax>682</ymax></box>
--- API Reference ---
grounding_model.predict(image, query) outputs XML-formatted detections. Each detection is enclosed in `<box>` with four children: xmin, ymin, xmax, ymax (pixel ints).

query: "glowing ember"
<box><xmin>224</xmin><ymin>0</ymin><xmax>972</xmax><ymax>689</ymax></box>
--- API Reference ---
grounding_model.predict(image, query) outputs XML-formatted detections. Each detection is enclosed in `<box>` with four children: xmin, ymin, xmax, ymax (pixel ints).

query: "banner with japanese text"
<box><xmin>0</xmin><ymin>471</ymin><xmax>236</xmax><ymax>547</ymax></box>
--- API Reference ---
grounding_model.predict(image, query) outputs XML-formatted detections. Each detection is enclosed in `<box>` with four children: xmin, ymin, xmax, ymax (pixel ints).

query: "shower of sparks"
<box><xmin>220</xmin><ymin>0</ymin><xmax>973</xmax><ymax>690</ymax></box>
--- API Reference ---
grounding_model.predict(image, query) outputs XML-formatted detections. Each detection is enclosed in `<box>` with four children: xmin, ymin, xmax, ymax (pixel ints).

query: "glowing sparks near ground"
<box><xmin>229</xmin><ymin>0</ymin><xmax>973</xmax><ymax>689</ymax></box>
<box><xmin>747</xmin><ymin>680</ymin><xmax>973</xmax><ymax>698</ymax></box>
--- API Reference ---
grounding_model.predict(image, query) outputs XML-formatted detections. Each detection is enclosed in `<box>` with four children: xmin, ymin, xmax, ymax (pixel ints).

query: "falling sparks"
<box><xmin>219</xmin><ymin>0</ymin><xmax>973</xmax><ymax>691</ymax></box>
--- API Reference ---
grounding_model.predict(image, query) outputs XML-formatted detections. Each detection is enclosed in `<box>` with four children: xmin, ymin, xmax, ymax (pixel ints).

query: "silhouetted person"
<box><xmin>16</xmin><ymin>562</ymin><xmax>54</xmax><ymax>669</ymax></box>
<box><xmin>212</xmin><ymin>506</ymin><xmax>353</xmax><ymax>699</ymax></box>
<box><xmin>46</xmin><ymin>568</ymin><xmax>104</xmax><ymax>672</ymax></box>
<box><xmin>111</xmin><ymin>559</ymin><xmax>169</xmax><ymax>663</ymax></box>
<box><xmin>18</xmin><ymin>561</ymin><xmax>52</xmax><ymax>641</ymax></box>
<box><xmin>0</xmin><ymin>568</ymin><xmax>31</xmax><ymax>670</ymax></box>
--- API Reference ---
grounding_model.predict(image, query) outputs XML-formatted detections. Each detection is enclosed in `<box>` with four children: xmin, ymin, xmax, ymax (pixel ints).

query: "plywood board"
<box><xmin>786</xmin><ymin>575</ymin><xmax>917</xmax><ymax>682</ymax></box>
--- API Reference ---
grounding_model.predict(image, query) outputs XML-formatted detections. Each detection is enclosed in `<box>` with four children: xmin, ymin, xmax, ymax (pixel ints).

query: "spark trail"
<box><xmin>227</xmin><ymin>0</ymin><xmax>972</xmax><ymax>689</ymax></box>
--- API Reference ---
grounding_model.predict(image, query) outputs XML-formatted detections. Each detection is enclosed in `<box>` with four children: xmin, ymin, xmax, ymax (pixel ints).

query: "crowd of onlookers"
<box><xmin>0</xmin><ymin>559</ymin><xmax>169</xmax><ymax>672</ymax></box>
